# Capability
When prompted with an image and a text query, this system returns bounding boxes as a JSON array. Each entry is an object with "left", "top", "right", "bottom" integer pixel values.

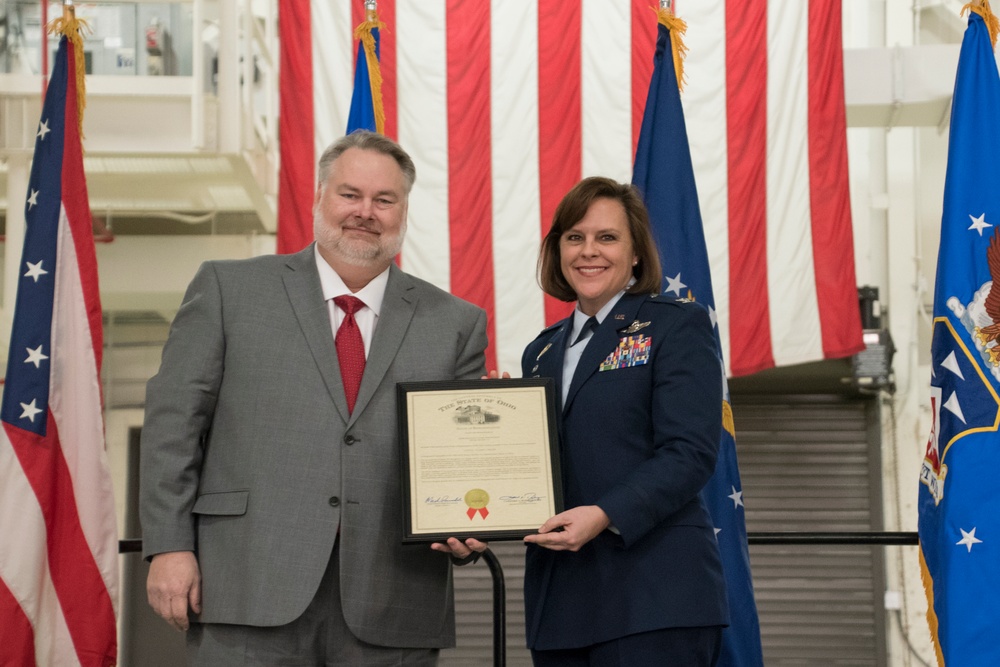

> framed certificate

[{"left": 397, "top": 378, "right": 563, "bottom": 543}]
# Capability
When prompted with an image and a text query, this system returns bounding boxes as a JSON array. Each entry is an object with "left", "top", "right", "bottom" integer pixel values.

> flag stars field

[
  {"left": 18, "top": 398, "right": 43, "bottom": 423},
  {"left": 24, "top": 260, "right": 48, "bottom": 282},
  {"left": 968, "top": 212, "right": 992, "bottom": 236},
  {"left": 37, "top": 119, "right": 50, "bottom": 140},
  {"left": 956, "top": 527, "right": 983, "bottom": 553},
  {"left": 664, "top": 272, "right": 686, "bottom": 297},
  {"left": 728, "top": 486, "right": 745, "bottom": 509},
  {"left": 24, "top": 346, "right": 48, "bottom": 369}
]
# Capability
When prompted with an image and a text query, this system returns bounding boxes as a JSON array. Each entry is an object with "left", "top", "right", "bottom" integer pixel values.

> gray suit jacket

[{"left": 140, "top": 245, "right": 487, "bottom": 648}]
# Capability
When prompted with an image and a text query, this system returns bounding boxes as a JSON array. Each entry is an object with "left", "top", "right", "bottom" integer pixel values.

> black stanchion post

[{"left": 481, "top": 548, "right": 506, "bottom": 667}]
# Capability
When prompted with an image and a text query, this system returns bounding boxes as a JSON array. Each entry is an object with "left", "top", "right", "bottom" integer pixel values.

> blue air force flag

[
  {"left": 632, "top": 12, "right": 763, "bottom": 667},
  {"left": 918, "top": 8, "right": 1000, "bottom": 665}
]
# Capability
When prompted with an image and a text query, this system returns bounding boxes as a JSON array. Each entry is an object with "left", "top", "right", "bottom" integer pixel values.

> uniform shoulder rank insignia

[
  {"left": 621, "top": 320, "right": 651, "bottom": 335},
  {"left": 675, "top": 297, "right": 694, "bottom": 303}
]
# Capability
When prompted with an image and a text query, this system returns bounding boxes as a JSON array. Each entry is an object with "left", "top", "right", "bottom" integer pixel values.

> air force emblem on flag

[{"left": 922, "top": 312, "right": 1000, "bottom": 505}]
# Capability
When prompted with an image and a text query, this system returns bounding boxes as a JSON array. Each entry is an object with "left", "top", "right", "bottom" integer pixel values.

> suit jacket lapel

[
  {"left": 282, "top": 245, "right": 351, "bottom": 422},
  {"left": 349, "top": 264, "right": 415, "bottom": 425},
  {"left": 563, "top": 294, "right": 646, "bottom": 414}
]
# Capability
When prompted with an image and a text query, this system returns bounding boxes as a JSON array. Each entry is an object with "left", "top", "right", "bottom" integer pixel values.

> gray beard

[{"left": 313, "top": 213, "right": 405, "bottom": 268}]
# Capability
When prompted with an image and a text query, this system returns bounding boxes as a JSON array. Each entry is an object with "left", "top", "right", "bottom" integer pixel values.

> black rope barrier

[{"left": 119, "top": 531, "right": 921, "bottom": 554}]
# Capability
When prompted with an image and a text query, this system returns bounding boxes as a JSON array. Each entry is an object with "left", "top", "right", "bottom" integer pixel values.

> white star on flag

[
  {"left": 25, "top": 346, "right": 49, "bottom": 369},
  {"left": 708, "top": 304, "right": 718, "bottom": 329},
  {"left": 24, "top": 260, "right": 49, "bottom": 282},
  {"left": 714, "top": 527, "right": 722, "bottom": 537},
  {"left": 943, "top": 391, "right": 967, "bottom": 424},
  {"left": 728, "top": 486, "right": 745, "bottom": 509},
  {"left": 968, "top": 213, "right": 992, "bottom": 236},
  {"left": 957, "top": 527, "right": 983, "bottom": 553},
  {"left": 941, "top": 351, "right": 965, "bottom": 380},
  {"left": 664, "top": 272, "right": 687, "bottom": 297},
  {"left": 19, "top": 398, "right": 44, "bottom": 423},
  {"left": 27, "top": 189, "right": 39, "bottom": 209},
  {"left": 37, "top": 119, "right": 51, "bottom": 140}
]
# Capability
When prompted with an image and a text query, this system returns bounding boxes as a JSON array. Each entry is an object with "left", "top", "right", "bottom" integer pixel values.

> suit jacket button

[
  {"left": 344, "top": 434, "right": 356, "bottom": 445},
  {"left": 329, "top": 496, "right": 340, "bottom": 507}
]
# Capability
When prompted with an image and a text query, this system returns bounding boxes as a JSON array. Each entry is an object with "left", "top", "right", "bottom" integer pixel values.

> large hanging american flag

[
  {"left": 278, "top": 0, "right": 864, "bottom": 377},
  {"left": 0, "top": 18, "right": 118, "bottom": 667}
]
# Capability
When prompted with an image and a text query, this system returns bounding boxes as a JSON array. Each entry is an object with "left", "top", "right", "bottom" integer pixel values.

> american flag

[
  {"left": 277, "top": 0, "right": 864, "bottom": 378},
  {"left": 0, "top": 28, "right": 118, "bottom": 667}
]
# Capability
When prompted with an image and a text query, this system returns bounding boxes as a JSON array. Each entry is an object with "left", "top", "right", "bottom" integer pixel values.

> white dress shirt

[
  {"left": 561, "top": 290, "right": 627, "bottom": 405},
  {"left": 314, "top": 246, "right": 390, "bottom": 358}
]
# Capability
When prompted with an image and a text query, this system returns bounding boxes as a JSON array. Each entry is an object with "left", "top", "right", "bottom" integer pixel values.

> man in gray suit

[{"left": 141, "top": 130, "right": 487, "bottom": 665}]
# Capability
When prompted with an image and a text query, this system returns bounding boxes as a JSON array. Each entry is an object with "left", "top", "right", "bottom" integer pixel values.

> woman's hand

[
  {"left": 482, "top": 370, "right": 511, "bottom": 379},
  {"left": 523, "top": 506, "right": 611, "bottom": 552}
]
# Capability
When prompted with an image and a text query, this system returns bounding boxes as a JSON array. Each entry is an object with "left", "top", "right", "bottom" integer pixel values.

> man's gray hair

[{"left": 316, "top": 130, "right": 416, "bottom": 194}]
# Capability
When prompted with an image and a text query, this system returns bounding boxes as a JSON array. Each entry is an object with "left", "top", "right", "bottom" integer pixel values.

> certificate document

[{"left": 397, "top": 378, "right": 563, "bottom": 542}]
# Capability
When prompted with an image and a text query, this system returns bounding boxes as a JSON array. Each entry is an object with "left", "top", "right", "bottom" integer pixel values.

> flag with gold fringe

[
  {"left": 0, "top": 10, "right": 118, "bottom": 666},
  {"left": 632, "top": 7, "right": 764, "bottom": 666},
  {"left": 919, "top": 2, "right": 1000, "bottom": 664},
  {"left": 347, "top": 2, "right": 386, "bottom": 134}
]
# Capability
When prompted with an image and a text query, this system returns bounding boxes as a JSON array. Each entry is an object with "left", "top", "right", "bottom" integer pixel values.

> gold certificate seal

[{"left": 465, "top": 488, "right": 490, "bottom": 519}]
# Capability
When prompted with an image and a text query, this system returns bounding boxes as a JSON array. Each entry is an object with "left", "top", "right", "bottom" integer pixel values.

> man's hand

[
  {"left": 147, "top": 551, "right": 201, "bottom": 631},
  {"left": 430, "top": 537, "right": 489, "bottom": 562},
  {"left": 482, "top": 370, "right": 511, "bottom": 379},
  {"left": 523, "top": 506, "right": 610, "bottom": 552}
]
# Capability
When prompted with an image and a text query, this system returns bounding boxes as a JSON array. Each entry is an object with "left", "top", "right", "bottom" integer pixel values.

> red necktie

[{"left": 334, "top": 295, "right": 366, "bottom": 413}]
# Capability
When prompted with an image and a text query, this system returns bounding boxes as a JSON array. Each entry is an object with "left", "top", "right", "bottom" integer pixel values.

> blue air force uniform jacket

[{"left": 520, "top": 292, "right": 729, "bottom": 650}]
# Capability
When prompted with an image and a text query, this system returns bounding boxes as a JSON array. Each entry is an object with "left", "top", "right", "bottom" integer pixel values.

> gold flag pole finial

[
  {"left": 47, "top": 0, "right": 90, "bottom": 136},
  {"left": 963, "top": 0, "right": 1000, "bottom": 48},
  {"left": 653, "top": 1, "right": 688, "bottom": 92}
]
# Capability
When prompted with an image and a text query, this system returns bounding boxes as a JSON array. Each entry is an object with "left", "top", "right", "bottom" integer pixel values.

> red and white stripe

[
  {"left": 0, "top": 46, "right": 118, "bottom": 664},
  {"left": 280, "top": 0, "right": 862, "bottom": 377}
]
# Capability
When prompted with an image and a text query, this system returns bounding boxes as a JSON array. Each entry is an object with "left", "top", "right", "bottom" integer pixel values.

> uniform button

[
  {"left": 329, "top": 496, "right": 340, "bottom": 507},
  {"left": 344, "top": 434, "right": 356, "bottom": 445}
]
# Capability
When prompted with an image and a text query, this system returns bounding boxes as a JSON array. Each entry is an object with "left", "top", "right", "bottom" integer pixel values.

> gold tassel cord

[
  {"left": 919, "top": 549, "right": 946, "bottom": 667},
  {"left": 653, "top": 5, "right": 688, "bottom": 92},
  {"left": 47, "top": 5, "right": 90, "bottom": 138},
  {"left": 354, "top": 11, "right": 388, "bottom": 135},
  {"left": 963, "top": 0, "right": 1000, "bottom": 48}
]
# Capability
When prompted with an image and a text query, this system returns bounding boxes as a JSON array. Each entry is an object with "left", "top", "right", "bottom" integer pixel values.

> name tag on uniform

[{"left": 599, "top": 335, "right": 652, "bottom": 371}]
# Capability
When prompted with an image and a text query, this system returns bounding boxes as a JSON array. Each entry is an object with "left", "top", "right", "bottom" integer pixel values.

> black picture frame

[{"left": 397, "top": 378, "right": 563, "bottom": 543}]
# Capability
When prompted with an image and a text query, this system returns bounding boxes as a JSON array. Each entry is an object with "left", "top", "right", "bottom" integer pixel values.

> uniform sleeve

[
  {"left": 596, "top": 303, "right": 723, "bottom": 547},
  {"left": 139, "top": 263, "right": 226, "bottom": 559}
]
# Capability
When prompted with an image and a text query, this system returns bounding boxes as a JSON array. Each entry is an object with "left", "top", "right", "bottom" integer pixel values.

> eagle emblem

[{"left": 975, "top": 229, "right": 1000, "bottom": 365}]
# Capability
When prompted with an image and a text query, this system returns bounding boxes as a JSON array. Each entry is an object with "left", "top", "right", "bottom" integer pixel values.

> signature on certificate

[
  {"left": 424, "top": 496, "right": 462, "bottom": 504},
  {"left": 500, "top": 492, "right": 543, "bottom": 504}
]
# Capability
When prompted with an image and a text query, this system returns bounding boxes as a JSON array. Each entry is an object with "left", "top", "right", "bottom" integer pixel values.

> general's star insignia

[{"left": 622, "top": 320, "right": 651, "bottom": 334}]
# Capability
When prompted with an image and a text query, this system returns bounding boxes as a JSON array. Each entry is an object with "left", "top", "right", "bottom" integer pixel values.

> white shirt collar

[
  {"left": 313, "top": 244, "right": 390, "bottom": 315},
  {"left": 569, "top": 287, "right": 628, "bottom": 340}
]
